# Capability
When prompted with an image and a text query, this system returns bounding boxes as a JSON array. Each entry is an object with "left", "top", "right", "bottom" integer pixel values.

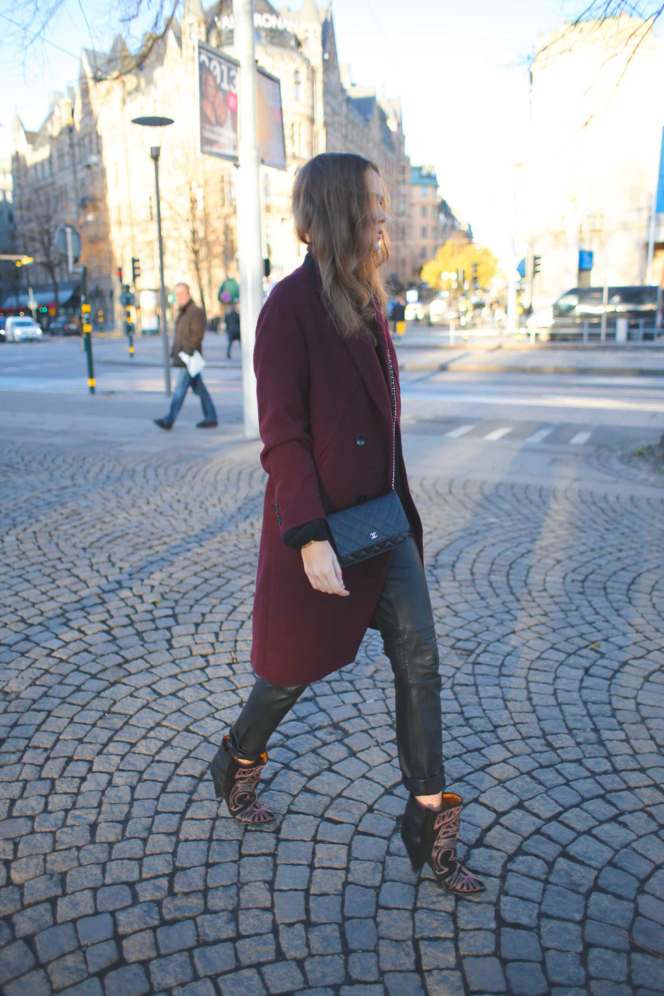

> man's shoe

[
  {"left": 196, "top": 419, "right": 218, "bottom": 428},
  {"left": 154, "top": 418, "right": 172, "bottom": 431}
]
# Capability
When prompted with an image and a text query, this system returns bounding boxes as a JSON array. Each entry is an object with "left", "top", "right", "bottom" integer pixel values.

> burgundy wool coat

[{"left": 250, "top": 251, "right": 424, "bottom": 686}]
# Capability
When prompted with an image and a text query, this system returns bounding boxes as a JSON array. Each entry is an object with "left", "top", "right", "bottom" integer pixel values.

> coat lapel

[
  {"left": 341, "top": 329, "right": 392, "bottom": 425},
  {"left": 302, "top": 250, "right": 392, "bottom": 425}
]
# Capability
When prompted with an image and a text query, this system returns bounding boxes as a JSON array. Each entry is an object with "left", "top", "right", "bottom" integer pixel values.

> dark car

[
  {"left": 48, "top": 315, "right": 80, "bottom": 336},
  {"left": 549, "top": 285, "right": 660, "bottom": 338}
]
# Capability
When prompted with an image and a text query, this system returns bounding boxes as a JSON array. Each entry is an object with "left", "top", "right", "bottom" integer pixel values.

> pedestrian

[
  {"left": 391, "top": 294, "right": 406, "bottom": 338},
  {"left": 154, "top": 282, "right": 218, "bottom": 430},
  {"left": 210, "top": 153, "right": 484, "bottom": 896},
  {"left": 224, "top": 302, "right": 241, "bottom": 359}
]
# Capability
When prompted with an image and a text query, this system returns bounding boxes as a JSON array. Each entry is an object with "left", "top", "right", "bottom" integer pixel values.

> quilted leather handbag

[{"left": 325, "top": 326, "right": 410, "bottom": 566}]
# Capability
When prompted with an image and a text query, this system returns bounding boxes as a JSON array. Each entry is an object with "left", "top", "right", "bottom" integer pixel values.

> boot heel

[
  {"left": 210, "top": 756, "right": 224, "bottom": 798},
  {"left": 401, "top": 828, "right": 425, "bottom": 872}
]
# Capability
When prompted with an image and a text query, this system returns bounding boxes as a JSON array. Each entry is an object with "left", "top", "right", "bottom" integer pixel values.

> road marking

[
  {"left": 484, "top": 426, "right": 512, "bottom": 441},
  {"left": 444, "top": 424, "right": 474, "bottom": 438},
  {"left": 569, "top": 430, "right": 591, "bottom": 445},
  {"left": 405, "top": 388, "right": 664, "bottom": 414},
  {"left": 524, "top": 426, "right": 554, "bottom": 443}
]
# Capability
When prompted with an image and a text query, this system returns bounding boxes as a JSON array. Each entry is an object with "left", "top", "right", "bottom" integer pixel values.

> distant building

[
  {"left": 8, "top": 0, "right": 414, "bottom": 324},
  {"left": 405, "top": 166, "right": 460, "bottom": 283},
  {"left": 522, "top": 14, "right": 664, "bottom": 309},
  {"left": 0, "top": 143, "right": 16, "bottom": 306}
]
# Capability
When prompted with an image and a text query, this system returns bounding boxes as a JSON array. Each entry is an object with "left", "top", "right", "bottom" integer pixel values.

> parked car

[
  {"left": 5, "top": 316, "right": 43, "bottom": 342},
  {"left": 527, "top": 286, "right": 660, "bottom": 338},
  {"left": 48, "top": 315, "right": 80, "bottom": 336}
]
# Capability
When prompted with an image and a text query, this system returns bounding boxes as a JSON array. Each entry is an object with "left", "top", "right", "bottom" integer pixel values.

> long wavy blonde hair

[{"left": 292, "top": 153, "right": 390, "bottom": 338}]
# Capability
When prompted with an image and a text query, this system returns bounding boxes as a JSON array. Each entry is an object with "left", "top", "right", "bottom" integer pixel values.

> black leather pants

[{"left": 227, "top": 534, "right": 444, "bottom": 796}]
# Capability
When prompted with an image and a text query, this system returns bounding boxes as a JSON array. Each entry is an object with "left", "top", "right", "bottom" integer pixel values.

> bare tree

[
  {"left": 534, "top": 2, "right": 663, "bottom": 69},
  {"left": 4, "top": 0, "right": 183, "bottom": 80},
  {"left": 188, "top": 183, "right": 208, "bottom": 320},
  {"left": 20, "top": 193, "right": 64, "bottom": 315},
  {"left": 572, "top": 1, "right": 662, "bottom": 24}
]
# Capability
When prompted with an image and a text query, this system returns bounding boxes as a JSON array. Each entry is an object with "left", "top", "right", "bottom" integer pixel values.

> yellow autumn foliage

[{"left": 421, "top": 237, "right": 498, "bottom": 292}]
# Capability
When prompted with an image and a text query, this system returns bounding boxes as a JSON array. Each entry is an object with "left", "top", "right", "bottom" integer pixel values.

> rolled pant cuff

[
  {"left": 403, "top": 772, "right": 444, "bottom": 796},
  {"left": 226, "top": 731, "right": 262, "bottom": 764}
]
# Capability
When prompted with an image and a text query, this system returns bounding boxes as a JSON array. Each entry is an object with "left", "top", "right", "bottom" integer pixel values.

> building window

[
  {"left": 420, "top": 246, "right": 427, "bottom": 259},
  {"left": 293, "top": 69, "right": 302, "bottom": 102},
  {"left": 421, "top": 225, "right": 427, "bottom": 238},
  {"left": 421, "top": 205, "right": 426, "bottom": 218}
]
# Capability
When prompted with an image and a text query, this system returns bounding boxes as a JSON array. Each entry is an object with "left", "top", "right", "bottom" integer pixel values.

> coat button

[{"left": 355, "top": 434, "right": 366, "bottom": 447}]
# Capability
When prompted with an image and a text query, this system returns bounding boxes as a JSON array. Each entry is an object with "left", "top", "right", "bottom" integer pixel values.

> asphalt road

[{"left": 2, "top": 334, "right": 663, "bottom": 454}]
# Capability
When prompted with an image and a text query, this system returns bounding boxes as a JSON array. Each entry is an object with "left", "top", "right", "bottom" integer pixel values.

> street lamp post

[
  {"left": 131, "top": 115, "right": 174, "bottom": 396},
  {"left": 150, "top": 145, "right": 170, "bottom": 396}
]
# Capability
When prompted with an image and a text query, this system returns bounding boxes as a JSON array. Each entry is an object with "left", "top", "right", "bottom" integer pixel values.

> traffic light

[
  {"left": 116, "top": 267, "right": 123, "bottom": 282},
  {"left": 471, "top": 262, "right": 479, "bottom": 289},
  {"left": 263, "top": 257, "right": 271, "bottom": 279},
  {"left": 131, "top": 257, "right": 141, "bottom": 284},
  {"left": 532, "top": 255, "right": 542, "bottom": 277}
]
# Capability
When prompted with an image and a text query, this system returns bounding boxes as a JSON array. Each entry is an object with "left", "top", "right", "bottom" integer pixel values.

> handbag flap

[{"left": 326, "top": 491, "right": 410, "bottom": 561}]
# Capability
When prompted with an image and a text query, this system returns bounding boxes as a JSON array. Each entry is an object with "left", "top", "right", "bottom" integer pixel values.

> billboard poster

[
  {"left": 198, "top": 41, "right": 239, "bottom": 161},
  {"left": 256, "top": 68, "right": 287, "bottom": 170}
]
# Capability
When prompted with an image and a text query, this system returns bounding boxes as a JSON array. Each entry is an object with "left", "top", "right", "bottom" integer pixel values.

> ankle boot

[
  {"left": 210, "top": 734, "right": 276, "bottom": 825},
  {"left": 400, "top": 791, "right": 485, "bottom": 895}
]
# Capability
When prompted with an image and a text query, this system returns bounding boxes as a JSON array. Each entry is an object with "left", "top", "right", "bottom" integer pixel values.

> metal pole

[
  {"left": 151, "top": 146, "right": 171, "bottom": 396},
  {"left": 646, "top": 185, "right": 657, "bottom": 281},
  {"left": 235, "top": 0, "right": 262, "bottom": 439},
  {"left": 601, "top": 261, "right": 608, "bottom": 343}
]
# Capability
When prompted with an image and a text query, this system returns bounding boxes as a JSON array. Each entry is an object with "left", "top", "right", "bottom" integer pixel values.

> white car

[
  {"left": 5, "top": 316, "right": 43, "bottom": 342},
  {"left": 525, "top": 306, "right": 554, "bottom": 333}
]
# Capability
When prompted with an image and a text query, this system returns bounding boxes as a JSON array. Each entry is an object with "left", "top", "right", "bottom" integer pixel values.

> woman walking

[{"left": 211, "top": 153, "right": 484, "bottom": 896}]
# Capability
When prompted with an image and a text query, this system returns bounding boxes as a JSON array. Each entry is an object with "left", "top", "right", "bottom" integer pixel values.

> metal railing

[{"left": 522, "top": 319, "right": 664, "bottom": 345}]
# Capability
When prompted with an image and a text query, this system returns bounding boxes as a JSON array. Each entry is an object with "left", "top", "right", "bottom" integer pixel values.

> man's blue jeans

[{"left": 164, "top": 367, "right": 217, "bottom": 425}]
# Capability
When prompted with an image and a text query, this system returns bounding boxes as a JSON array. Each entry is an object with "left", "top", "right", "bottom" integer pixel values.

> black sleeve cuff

[{"left": 283, "top": 517, "right": 331, "bottom": 549}]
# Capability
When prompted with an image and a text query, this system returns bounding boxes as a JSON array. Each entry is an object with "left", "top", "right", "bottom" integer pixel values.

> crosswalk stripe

[
  {"left": 524, "top": 427, "right": 554, "bottom": 443},
  {"left": 484, "top": 426, "right": 512, "bottom": 441},
  {"left": 569, "top": 430, "right": 591, "bottom": 445},
  {"left": 445, "top": 424, "right": 474, "bottom": 438}
]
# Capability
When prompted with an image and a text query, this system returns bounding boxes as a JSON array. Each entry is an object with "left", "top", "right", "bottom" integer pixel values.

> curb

[{"left": 398, "top": 362, "right": 664, "bottom": 377}]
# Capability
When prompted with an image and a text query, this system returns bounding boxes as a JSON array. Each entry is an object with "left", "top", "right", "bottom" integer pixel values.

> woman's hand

[{"left": 301, "top": 540, "right": 350, "bottom": 596}]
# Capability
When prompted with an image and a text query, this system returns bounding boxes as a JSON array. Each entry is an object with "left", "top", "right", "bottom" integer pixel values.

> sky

[{"left": 0, "top": 0, "right": 647, "bottom": 259}]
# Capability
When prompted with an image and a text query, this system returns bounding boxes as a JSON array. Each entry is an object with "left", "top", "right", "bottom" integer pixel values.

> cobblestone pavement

[{"left": 1, "top": 440, "right": 663, "bottom": 996}]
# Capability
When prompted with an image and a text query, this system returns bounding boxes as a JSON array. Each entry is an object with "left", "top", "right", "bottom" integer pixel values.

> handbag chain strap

[{"left": 383, "top": 323, "right": 397, "bottom": 492}]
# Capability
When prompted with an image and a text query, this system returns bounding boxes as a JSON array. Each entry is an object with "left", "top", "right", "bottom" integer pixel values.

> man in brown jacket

[{"left": 154, "top": 282, "right": 218, "bottom": 430}]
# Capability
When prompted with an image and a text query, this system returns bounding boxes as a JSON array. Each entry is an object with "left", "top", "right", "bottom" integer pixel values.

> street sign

[
  {"left": 578, "top": 249, "right": 594, "bottom": 272},
  {"left": 54, "top": 225, "right": 81, "bottom": 270}
]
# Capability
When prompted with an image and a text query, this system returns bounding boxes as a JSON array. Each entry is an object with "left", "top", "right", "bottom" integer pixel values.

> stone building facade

[
  {"left": 0, "top": 141, "right": 16, "bottom": 305},
  {"left": 406, "top": 165, "right": 456, "bottom": 281},
  {"left": 522, "top": 14, "right": 664, "bottom": 310},
  {"left": 9, "top": 0, "right": 439, "bottom": 327}
]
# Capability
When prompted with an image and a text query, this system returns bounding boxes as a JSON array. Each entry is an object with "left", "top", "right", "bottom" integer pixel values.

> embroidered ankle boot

[
  {"left": 210, "top": 734, "right": 276, "bottom": 825},
  {"left": 400, "top": 791, "right": 484, "bottom": 895}
]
